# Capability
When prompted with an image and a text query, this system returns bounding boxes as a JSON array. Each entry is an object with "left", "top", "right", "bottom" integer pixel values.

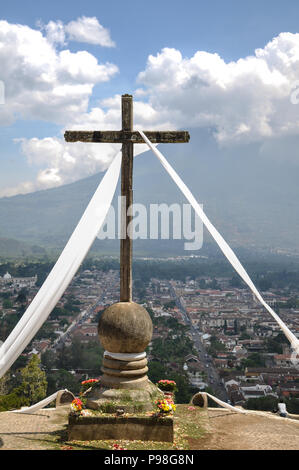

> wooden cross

[{"left": 64, "top": 94, "right": 190, "bottom": 303}]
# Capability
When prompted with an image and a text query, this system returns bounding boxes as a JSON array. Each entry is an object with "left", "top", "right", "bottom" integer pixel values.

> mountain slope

[{"left": 0, "top": 128, "right": 298, "bottom": 257}]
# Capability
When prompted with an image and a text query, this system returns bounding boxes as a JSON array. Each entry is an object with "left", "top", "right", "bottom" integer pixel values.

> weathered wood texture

[
  {"left": 120, "top": 95, "right": 133, "bottom": 302},
  {"left": 64, "top": 93, "right": 190, "bottom": 305},
  {"left": 64, "top": 130, "right": 190, "bottom": 144}
]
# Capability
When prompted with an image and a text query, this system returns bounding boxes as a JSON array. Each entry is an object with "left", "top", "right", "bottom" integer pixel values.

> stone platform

[
  {"left": 68, "top": 414, "right": 174, "bottom": 442},
  {"left": 86, "top": 381, "right": 164, "bottom": 413}
]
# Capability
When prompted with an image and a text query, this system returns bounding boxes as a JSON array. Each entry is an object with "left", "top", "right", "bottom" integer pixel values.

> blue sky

[{"left": 1, "top": 0, "right": 299, "bottom": 195}]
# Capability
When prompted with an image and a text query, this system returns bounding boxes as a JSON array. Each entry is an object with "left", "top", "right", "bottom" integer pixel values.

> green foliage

[
  {"left": 55, "top": 339, "right": 103, "bottom": 371},
  {"left": 265, "top": 333, "right": 288, "bottom": 354},
  {"left": 148, "top": 362, "right": 193, "bottom": 404},
  {"left": 11, "top": 355, "right": 28, "bottom": 371},
  {"left": 145, "top": 307, "right": 155, "bottom": 321},
  {"left": 147, "top": 315, "right": 197, "bottom": 404},
  {"left": 0, "top": 390, "right": 29, "bottom": 412},
  {"left": 169, "top": 372, "right": 193, "bottom": 404},
  {"left": 284, "top": 397, "right": 299, "bottom": 414},
  {"left": 46, "top": 369, "right": 80, "bottom": 395},
  {"left": 0, "top": 372, "right": 11, "bottom": 395},
  {"left": 163, "top": 300, "right": 176, "bottom": 310},
  {"left": 34, "top": 322, "right": 56, "bottom": 341},
  {"left": 208, "top": 336, "right": 227, "bottom": 356},
  {"left": 0, "top": 355, "right": 47, "bottom": 411},
  {"left": 41, "top": 349, "right": 57, "bottom": 371},
  {"left": 204, "top": 387, "right": 221, "bottom": 407},
  {"left": 2, "top": 299, "right": 13, "bottom": 309},
  {"left": 239, "top": 332, "right": 252, "bottom": 340},
  {"left": 16, "top": 288, "right": 28, "bottom": 304},
  {"left": 240, "top": 353, "right": 265, "bottom": 369},
  {"left": 245, "top": 396, "right": 299, "bottom": 414},
  {"left": 19, "top": 355, "right": 47, "bottom": 405},
  {"left": 148, "top": 361, "right": 168, "bottom": 385},
  {"left": 244, "top": 395, "right": 278, "bottom": 412},
  {"left": 151, "top": 336, "right": 195, "bottom": 363}
]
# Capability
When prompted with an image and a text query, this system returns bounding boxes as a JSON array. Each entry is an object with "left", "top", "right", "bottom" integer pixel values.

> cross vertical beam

[
  {"left": 120, "top": 95, "right": 133, "bottom": 302},
  {"left": 64, "top": 94, "right": 190, "bottom": 305}
]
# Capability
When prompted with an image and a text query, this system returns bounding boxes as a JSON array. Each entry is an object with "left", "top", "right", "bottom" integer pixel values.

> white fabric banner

[
  {"left": 104, "top": 350, "right": 146, "bottom": 361},
  {"left": 0, "top": 152, "right": 122, "bottom": 378},
  {"left": 10, "top": 390, "right": 61, "bottom": 414},
  {"left": 204, "top": 392, "right": 247, "bottom": 414},
  {"left": 139, "top": 130, "right": 299, "bottom": 355}
]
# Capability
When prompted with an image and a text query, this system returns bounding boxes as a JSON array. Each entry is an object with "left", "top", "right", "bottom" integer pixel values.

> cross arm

[{"left": 64, "top": 130, "right": 190, "bottom": 144}]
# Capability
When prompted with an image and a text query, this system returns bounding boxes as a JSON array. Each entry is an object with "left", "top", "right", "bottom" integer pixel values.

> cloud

[
  {"left": 44, "top": 20, "right": 66, "bottom": 45},
  {"left": 39, "top": 16, "right": 115, "bottom": 48},
  {"left": 0, "top": 19, "right": 119, "bottom": 196},
  {"left": 65, "top": 16, "right": 115, "bottom": 47},
  {"left": 0, "top": 20, "right": 118, "bottom": 126},
  {"left": 0, "top": 135, "right": 121, "bottom": 197},
  {"left": 4, "top": 26, "right": 299, "bottom": 197},
  {"left": 137, "top": 34, "right": 299, "bottom": 144},
  {"left": 6, "top": 98, "right": 160, "bottom": 196}
]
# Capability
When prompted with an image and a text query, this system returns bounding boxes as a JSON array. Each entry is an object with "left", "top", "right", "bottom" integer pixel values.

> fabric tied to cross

[
  {"left": 0, "top": 152, "right": 122, "bottom": 378},
  {"left": 138, "top": 129, "right": 299, "bottom": 359}
]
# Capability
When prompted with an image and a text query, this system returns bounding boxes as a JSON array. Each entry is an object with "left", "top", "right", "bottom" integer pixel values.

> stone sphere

[{"left": 98, "top": 301, "right": 153, "bottom": 353}]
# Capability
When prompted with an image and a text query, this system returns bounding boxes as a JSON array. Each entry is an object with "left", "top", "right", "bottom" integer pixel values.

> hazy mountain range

[{"left": 0, "top": 128, "right": 298, "bottom": 259}]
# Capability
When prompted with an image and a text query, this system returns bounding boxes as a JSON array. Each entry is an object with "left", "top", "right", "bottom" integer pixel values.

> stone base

[
  {"left": 100, "top": 351, "right": 149, "bottom": 389},
  {"left": 68, "top": 414, "right": 174, "bottom": 442},
  {"left": 190, "top": 392, "right": 208, "bottom": 408},
  {"left": 86, "top": 380, "right": 164, "bottom": 413},
  {"left": 55, "top": 390, "right": 75, "bottom": 407}
]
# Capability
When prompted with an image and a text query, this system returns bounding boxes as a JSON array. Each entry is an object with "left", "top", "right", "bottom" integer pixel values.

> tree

[
  {"left": 169, "top": 372, "right": 193, "bottom": 404},
  {"left": 46, "top": 369, "right": 80, "bottom": 395},
  {"left": 41, "top": 349, "right": 57, "bottom": 371},
  {"left": 148, "top": 361, "right": 168, "bottom": 384},
  {"left": 265, "top": 332, "right": 288, "bottom": 354},
  {"left": 16, "top": 288, "right": 28, "bottom": 304},
  {"left": 241, "top": 353, "right": 265, "bottom": 369},
  {"left": 3, "top": 299, "right": 13, "bottom": 309},
  {"left": 245, "top": 395, "right": 278, "bottom": 412},
  {"left": 19, "top": 355, "right": 47, "bottom": 405},
  {"left": 0, "top": 371, "right": 11, "bottom": 395}
]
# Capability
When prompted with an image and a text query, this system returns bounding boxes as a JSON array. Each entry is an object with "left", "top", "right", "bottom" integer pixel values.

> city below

[{"left": 1, "top": 257, "right": 298, "bottom": 410}]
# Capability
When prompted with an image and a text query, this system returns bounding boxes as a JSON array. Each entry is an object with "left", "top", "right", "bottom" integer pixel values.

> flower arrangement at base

[
  {"left": 155, "top": 398, "right": 176, "bottom": 415},
  {"left": 156, "top": 379, "right": 178, "bottom": 393},
  {"left": 80, "top": 378, "right": 100, "bottom": 396},
  {"left": 70, "top": 398, "right": 83, "bottom": 416}
]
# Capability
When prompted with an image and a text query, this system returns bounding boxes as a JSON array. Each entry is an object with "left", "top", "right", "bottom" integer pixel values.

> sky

[{"left": 1, "top": 0, "right": 299, "bottom": 196}]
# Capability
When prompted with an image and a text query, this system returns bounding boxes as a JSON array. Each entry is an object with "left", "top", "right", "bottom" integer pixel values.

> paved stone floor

[
  {"left": 193, "top": 408, "right": 299, "bottom": 450},
  {"left": 1, "top": 406, "right": 299, "bottom": 450},
  {"left": 0, "top": 407, "right": 69, "bottom": 450}
]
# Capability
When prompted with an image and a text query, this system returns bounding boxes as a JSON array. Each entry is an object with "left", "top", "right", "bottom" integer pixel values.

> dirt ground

[
  {"left": 0, "top": 407, "right": 69, "bottom": 450},
  {"left": 0, "top": 406, "right": 299, "bottom": 450},
  {"left": 192, "top": 408, "right": 299, "bottom": 450}
]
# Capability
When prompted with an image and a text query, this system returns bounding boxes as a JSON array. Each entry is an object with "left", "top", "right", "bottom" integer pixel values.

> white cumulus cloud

[
  {"left": 137, "top": 33, "right": 299, "bottom": 144},
  {"left": 0, "top": 20, "right": 118, "bottom": 126},
  {"left": 65, "top": 16, "right": 115, "bottom": 47},
  {"left": 4, "top": 27, "right": 299, "bottom": 197}
]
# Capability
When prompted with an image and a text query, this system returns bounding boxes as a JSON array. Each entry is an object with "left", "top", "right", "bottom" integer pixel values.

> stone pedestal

[
  {"left": 68, "top": 414, "right": 174, "bottom": 442},
  {"left": 100, "top": 352, "right": 149, "bottom": 389},
  {"left": 55, "top": 390, "right": 75, "bottom": 407},
  {"left": 97, "top": 301, "right": 153, "bottom": 389},
  {"left": 86, "top": 380, "right": 163, "bottom": 413},
  {"left": 191, "top": 392, "right": 208, "bottom": 408},
  {"left": 85, "top": 301, "right": 163, "bottom": 412}
]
